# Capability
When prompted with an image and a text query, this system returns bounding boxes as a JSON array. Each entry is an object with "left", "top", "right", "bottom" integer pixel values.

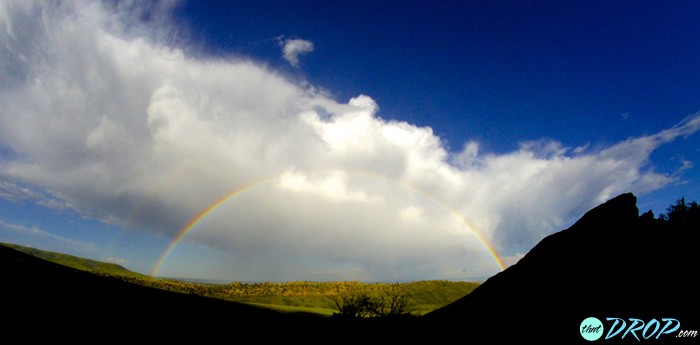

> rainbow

[{"left": 150, "top": 170, "right": 506, "bottom": 277}]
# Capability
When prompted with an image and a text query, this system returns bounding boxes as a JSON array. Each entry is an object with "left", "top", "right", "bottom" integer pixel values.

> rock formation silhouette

[{"left": 425, "top": 193, "right": 699, "bottom": 343}]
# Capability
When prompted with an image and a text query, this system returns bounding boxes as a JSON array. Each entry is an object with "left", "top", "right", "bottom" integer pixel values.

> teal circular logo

[{"left": 580, "top": 317, "right": 604, "bottom": 341}]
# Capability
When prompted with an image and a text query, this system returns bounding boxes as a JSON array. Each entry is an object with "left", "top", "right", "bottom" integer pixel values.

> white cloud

[
  {"left": 277, "top": 169, "right": 383, "bottom": 203},
  {"left": 280, "top": 38, "right": 314, "bottom": 67},
  {"left": 0, "top": 0, "right": 698, "bottom": 281},
  {"left": 0, "top": 180, "right": 69, "bottom": 211},
  {"left": 106, "top": 257, "right": 127, "bottom": 265}
]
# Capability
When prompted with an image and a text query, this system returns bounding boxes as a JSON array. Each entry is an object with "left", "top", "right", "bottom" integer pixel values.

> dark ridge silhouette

[
  {"left": 1, "top": 242, "right": 425, "bottom": 341},
  {"left": 0, "top": 243, "right": 333, "bottom": 340},
  {"left": 425, "top": 193, "right": 699, "bottom": 343},
  {"left": 2, "top": 193, "right": 697, "bottom": 342}
]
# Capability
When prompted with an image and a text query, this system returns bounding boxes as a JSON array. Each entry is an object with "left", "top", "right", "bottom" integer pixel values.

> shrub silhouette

[{"left": 331, "top": 284, "right": 413, "bottom": 318}]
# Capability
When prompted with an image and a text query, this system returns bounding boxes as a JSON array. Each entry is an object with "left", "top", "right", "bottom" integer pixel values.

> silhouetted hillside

[
  {"left": 1, "top": 243, "right": 430, "bottom": 342},
  {"left": 426, "top": 193, "right": 699, "bottom": 343},
  {"left": 3, "top": 193, "right": 697, "bottom": 343},
  {"left": 0, "top": 243, "right": 330, "bottom": 341}
]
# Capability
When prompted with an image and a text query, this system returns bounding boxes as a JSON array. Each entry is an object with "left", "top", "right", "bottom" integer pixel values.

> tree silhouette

[
  {"left": 657, "top": 196, "right": 700, "bottom": 227},
  {"left": 332, "top": 292, "right": 383, "bottom": 318},
  {"left": 384, "top": 283, "right": 411, "bottom": 316}
]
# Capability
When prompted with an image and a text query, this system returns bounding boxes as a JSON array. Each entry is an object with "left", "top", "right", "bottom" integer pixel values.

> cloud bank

[{"left": 1, "top": 1, "right": 698, "bottom": 281}]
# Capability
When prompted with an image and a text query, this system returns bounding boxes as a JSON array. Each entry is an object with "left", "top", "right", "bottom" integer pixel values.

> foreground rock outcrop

[{"left": 426, "top": 193, "right": 699, "bottom": 343}]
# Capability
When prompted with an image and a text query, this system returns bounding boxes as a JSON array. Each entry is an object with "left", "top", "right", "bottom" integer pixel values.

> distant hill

[
  {"left": 425, "top": 193, "right": 699, "bottom": 343},
  {"left": 0, "top": 242, "right": 477, "bottom": 316},
  {"left": 0, "top": 241, "right": 463, "bottom": 341},
  {"left": 206, "top": 280, "right": 477, "bottom": 315}
]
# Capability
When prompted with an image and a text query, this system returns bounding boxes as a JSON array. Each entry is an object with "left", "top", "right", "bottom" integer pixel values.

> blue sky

[
  {"left": 177, "top": 1, "right": 698, "bottom": 145},
  {"left": 0, "top": 0, "right": 698, "bottom": 282}
]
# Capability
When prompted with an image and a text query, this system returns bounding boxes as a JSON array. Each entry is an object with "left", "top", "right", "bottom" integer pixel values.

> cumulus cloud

[
  {"left": 0, "top": 0, "right": 698, "bottom": 281},
  {"left": 280, "top": 37, "right": 314, "bottom": 67}
]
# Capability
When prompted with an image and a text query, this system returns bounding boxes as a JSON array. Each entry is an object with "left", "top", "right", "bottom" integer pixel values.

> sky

[{"left": 0, "top": 0, "right": 698, "bottom": 282}]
